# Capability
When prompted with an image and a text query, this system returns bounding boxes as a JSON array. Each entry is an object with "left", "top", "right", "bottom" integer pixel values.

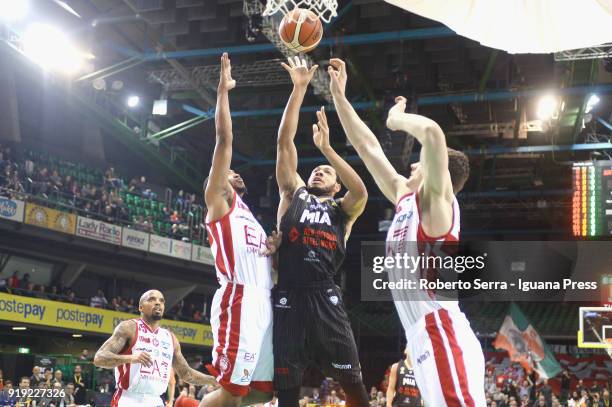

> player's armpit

[{"left": 93, "top": 320, "right": 135, "bottom": 368}]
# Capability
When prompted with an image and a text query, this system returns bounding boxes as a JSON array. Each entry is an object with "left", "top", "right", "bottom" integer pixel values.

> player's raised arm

[
  {"left": 386, "top": 97, "right": 453, "bottom": 201},
  {"left": 94, "top": 320, "right": 148, "bottom": 369},
  {"left": 171, "top": 334, "right": 216, "bottom": 386},
  {"left": 276, "top": 57, "right": 318, "bottom": 224},
  {"left": 328, "top": 58, "right": 407, "bottom": 204},
  {"left": 312, "top": 106, "right": 367, "bottom": 235},
  {"left": 205, "top": 52, "right": 236, "bottom": 221}
]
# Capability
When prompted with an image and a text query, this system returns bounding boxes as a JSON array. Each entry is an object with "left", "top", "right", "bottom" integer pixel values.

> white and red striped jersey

[
  {"left": 206, "top": 191, "right": 273, "bottom": 289},
  {"left": 115, "top": 319, "right": 174, "bottom": 396},
  {"left": 385, "top": 192, "right": 462, "bottom": 327}
]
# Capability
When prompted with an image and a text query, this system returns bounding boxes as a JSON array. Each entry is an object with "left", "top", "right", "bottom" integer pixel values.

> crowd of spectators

[
  {"left": 0, "top": 271, "right": 209, "bottom": 324},
  {"left": 0, "top": 364, "right": 90, "bottom": 407},
  {"left": 0, "top": 144, "right": 205, "bottom": 245}
]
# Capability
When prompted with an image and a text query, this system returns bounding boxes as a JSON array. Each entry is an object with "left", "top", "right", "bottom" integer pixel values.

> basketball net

[{"left": 263, "top": 0, "right": 338, "bottom": 23}]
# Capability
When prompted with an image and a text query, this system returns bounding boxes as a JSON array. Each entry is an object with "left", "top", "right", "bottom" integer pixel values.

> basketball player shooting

[
  {"left": 93, "top": 290, "right": 216, "bottom": 407},
  {"left": 273, "top": 56, "right": 370, "bottom": 407},
  {"left": 328, "top": 58, "right": 486, "bottom": 406},
  {"left": 201, "top": 52, "right": 278, "bottom": 407}
]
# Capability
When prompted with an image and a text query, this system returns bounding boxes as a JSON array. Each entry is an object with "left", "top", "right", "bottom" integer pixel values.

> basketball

[{"left": 278, "top": 8, "right": 323, "bottom": 53}]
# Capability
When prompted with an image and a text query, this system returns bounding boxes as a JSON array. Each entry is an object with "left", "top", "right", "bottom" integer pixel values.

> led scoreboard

[{"left": 572, "top": 161, "right": 612, "bottom": 237}]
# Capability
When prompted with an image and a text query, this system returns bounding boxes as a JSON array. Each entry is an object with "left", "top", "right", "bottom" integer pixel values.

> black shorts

[{"left": 272, "top": 283, "right": 362, "bottom": 390}]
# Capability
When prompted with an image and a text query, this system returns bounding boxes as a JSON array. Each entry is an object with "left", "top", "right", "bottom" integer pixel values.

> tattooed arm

[
  {"left": 94, "top": 320, "right": 152, "bottom": 369},
  {"left": 171, "top": 333, "right": 216, "bottom": 386}
]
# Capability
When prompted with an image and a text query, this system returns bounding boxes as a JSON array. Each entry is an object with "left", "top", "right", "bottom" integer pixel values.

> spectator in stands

[
  {"left": 143, "top": 216, "right": 154, "bottom": 233},
  {"left": 62, "top": 383, "right": 76, "bottom": 407},
  {"left": 533, "top": 394, "right": 546, "bottom": 407},
  {"left": 126, "top": 298, "right": 136, "bottom": 313},
  {"left": 170, "top": 223, "right": 184, "bottom": 240},
  {"left": 34, "top": 167, "right": 50, "bottom": 196},
  {"left": 575, "top": 379, "right": 585, "bottom": 395},
  {"left": 65, "top": 291, "right": 77, "bottom": 304},
  {"left": 80, "top": 349, "right": 91, "bottom": 361},
  {"left": 19, "top": 273, "right": 31, "bottom": 289},
  {"left": 170, "top": 210, "right": 181, "bottom": 224},
  {"left": 49, "top": 169, "right": 62, "bottom": 190},
  {"left": 42, "top": 369, "right": 52, "bottom": 388},
  {"left": 30, "top": 366, "right": 42, "bottom": 387},
  {"left": 90, "top": 289, "right": 108, "bottom": 308},
  {"left": 52, "top": 370, "right": 64, "bottom": 387},
  {"left": 35, "top": 285, "right": 46, "bottom": 299},
  {"left": 560, "top": 369, "right": 571, "bottom": 401},
  {"left": 17, "top": 377, "right": 32, "bottom": 406},
  {"left": 109, "top": 297, "right": 120, "bottom": 311},
  {"left": 0, "top": 369, "right": 3, "bottom": 391},
  {"left": 72, "top": 365, "right": 87, "bottom": 406},
  {"left": 162, "top": 206, "right": 171, "bottom": 221},
  {"left": 175, "top": 190, "right": 185, "bottom": 213},
  {"left": 0, "top": 278, "right": 7, "bottom": 293},
  {"left": 24, "top": 282, "right": 35, "bottom": 297},
  {"left": 48, "top": 286, "right": 60, "bottom": 301},
  {"left": 0, "top": 380, "right": 15, "bottom": 406},
  {"left": 193, "top": 308, "right": 202, "bottom": 322},
  {"left": 7, "top": 271, "right": 19, "bottom": 289}
]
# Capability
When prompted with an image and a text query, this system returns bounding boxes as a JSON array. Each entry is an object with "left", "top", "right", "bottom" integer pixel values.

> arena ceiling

[{"left": 11, "top": 0, "right": 612, "bottom": 236}]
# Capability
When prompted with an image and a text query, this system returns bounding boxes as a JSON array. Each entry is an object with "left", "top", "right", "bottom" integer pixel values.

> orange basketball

[{"left": 278, "top": 8, "right": 323, "bottom": 53}]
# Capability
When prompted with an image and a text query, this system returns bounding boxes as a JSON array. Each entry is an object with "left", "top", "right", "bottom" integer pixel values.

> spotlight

[
  {"left": 12, "top": 326, "right": 27, "bottom": 331},
  {"left": 585, "top": 94, "right": 600, "bottom": 114},
  {"left": 127, "top": 95, "right": 140, "bottom": 108},
  {"left": 23, "top": 23, "right": 84, "bottom": 74},
  {"left": 72, "top": 334, "right": 83, "bottom": 338},
  {"left": 536, "top": 95, "right": 558, "bottom": 121},
  {"left": 0, "top": 0, "right": 28, "bottom": 21}
]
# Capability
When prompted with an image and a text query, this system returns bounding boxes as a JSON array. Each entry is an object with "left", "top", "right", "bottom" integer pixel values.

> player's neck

[{"left": 140, "top": 316, "right": 161, "bottom": 330}]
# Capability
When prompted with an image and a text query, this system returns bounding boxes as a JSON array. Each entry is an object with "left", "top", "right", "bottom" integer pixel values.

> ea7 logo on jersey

[{"left": 299, "top": 209, "right": 331, "bottom": 226}]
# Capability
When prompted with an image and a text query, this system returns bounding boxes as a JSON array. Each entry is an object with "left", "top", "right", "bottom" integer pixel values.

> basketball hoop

[{"left": 263, "top": 0, "right": 338, "bottom": 23}]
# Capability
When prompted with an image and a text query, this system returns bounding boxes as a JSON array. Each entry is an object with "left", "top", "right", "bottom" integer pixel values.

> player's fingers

[
  {"left": 395, "top": 96, "right": 407, "bottom": 104},
  {"left": 281, "top": 62, "right": 291, "bottom": 72},
  {"left": 301, "top": 58, "right": 307, "bottom": 68},
  {"left": 320, "top": 106, "right": 328, "bottom": 125},
  {"left": 309, "top": 64, "right": 319, "bottom": 74},
  {"left": 287, "top": 57, "right": 296, "bottom": 69},
  {"left": 293, "top": 56, "right": 300, "bottom": 68}
]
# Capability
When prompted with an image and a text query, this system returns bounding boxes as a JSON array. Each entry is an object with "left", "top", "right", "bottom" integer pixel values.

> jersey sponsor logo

[
  {"left": 275, "top": 367, "right": 289, "bottom": 375},
  {"left": 161, "top": 341, "right": 170, "bottom": 350},
  {"left": 244, "top": 225, "right": 266, "bottom": 251},
  {"left": 275, "top": 296, "right": 290, "bottom": 309},
  {"left": 393, "top": 227, "right": 408, "bottom": 240},
  {"left": 219, "top": 355, "right": 231, "bottom": 373},
  {"left": 298, "top": 190, "right": 309, "bottom": 201},
  {"left": 331, "top": 362, "right": 352, "bottom": 370},
  {"left": 152, "top": 338, "right": 159, "bottom": 347},
  {"left": 299, "top": 209, "right": 331, "bottom": 226},
  {"left": 304, "top": 250, "right": 320, "bottom": 263},
  {"left": 140, "top": 337, "right": 151, "bottom": 343},
  {"left": 401, "top": 376, "right": 416, "bottom": 386},
  {"left": 244, "top": 352, "right": 256, "bottom": 362},
  {"left": 416, "top": 351, "right": 430, "bottom": 365},
  {"left": 240, "top": 369, "right": 251, "bottom": 383},
  {"left": 395, "top": 211, "right": 413, "bottom": 223},
  {"left": 288, "top": 227, "right": 300, "bottom": 242},
  {"left": 162, "top": 352, "right": 172, "bottom": 359}
]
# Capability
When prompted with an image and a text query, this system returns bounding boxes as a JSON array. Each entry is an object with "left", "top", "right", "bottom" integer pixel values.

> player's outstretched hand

[
  {"left": 218, "top": 52, "right": 236, "bottom": 92},
  {"left": 260, "top": 230, "right": 283, "bottom": 257},
  {"left": 386, "top": 96, "right": 408, "bottom": 131},
  {"left": 328, "top": 58, "right": 347, "bottom": 97},
  {"left": 130, "top": 351, "right": 153, "bottom": 367},
  {"left": 312, "top": 106, "right": 331, "bottom": 152},
  {"left": 281, "top": 56, "right": 318, "bottom": 89}
]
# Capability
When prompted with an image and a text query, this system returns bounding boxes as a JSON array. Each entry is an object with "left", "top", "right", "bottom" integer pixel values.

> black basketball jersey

[
  {"left": 393, "top": 360, "right": 421, "bottom": 407},
  {"left": 278, "top": 186, "right": 347, "bottom": 288}
]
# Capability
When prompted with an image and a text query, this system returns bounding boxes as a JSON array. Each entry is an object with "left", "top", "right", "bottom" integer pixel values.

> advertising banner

[
  {"left": 76, "top": 216, "right": 122, "bottom": 245},
  {"left": 0, "top": 293, "right": 212, "bottom": 347},
  {"left": 191, "top": 245, "right": 215, "bottom": 265},
  {"left": 0, "top": 197, "right": 24, "bottom": 222},
  {"left": 171, "top": 240, "right": 192, "bottom": 260},
  {"left": 122, "top": 228, "right": 150, "bottom": 251},
  {"left": 25, "top": 203, "right": 76, "bottom": 235},
  {"left": 149, "top": 234, "right": 172, "bottom": 256}
]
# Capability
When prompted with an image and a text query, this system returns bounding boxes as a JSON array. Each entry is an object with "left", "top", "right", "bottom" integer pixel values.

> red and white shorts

[
  {"left": 110, "top": 389, "right": 164, "bottom": 407},
  {"left": 207, "top": 282, "right": 274, "bottom": 397},
  {"left": 406, "top": 308, "right": 485, "bottom": 407}
]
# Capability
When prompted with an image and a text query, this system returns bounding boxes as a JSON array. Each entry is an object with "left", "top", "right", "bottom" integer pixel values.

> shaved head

[{"left": 139, "top": 290, "right": 163, "bottom": 306}]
